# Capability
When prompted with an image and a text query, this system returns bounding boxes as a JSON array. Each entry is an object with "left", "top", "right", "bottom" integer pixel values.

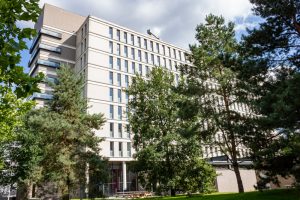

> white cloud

[{"left": 37, "top": 0, "right": 256, "bottom": 49}]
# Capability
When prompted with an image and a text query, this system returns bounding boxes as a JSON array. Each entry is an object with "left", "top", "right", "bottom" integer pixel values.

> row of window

[
  {"left": 109, "top": 57, "right": 151, "bottom": 76},
  {"left": 108, "top": 27, "right": 185, "bottom": 61},
  {"left": 109, "top": 105, "right": 128, "bottom": 120},
  {"left": 109, "top": 42, "right": 180, "bottom": 71},
  {"left": 109, "top": 122, "right": 130, "bottom": 138},
  {"left": 109, "top": 71, "right": 179, "bottom": 87},
  {"left": 204, "top": 146, "right": 250, "bottom": 158},
  {"left": 110, "top": 141, "right": 131, "bottom": 157},
  {"left": 109, "top": 88, "right": 129, "bottom": 103}
]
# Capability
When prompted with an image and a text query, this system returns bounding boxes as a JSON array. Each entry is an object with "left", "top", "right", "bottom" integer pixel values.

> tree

[
  {"left": 240, "top": 0, "right": 300, "bottom": 186},
  {"left": 127, "top": 67, "right": 216, "bottom": 196},
  {"left": 3, "top": 66, "right": 107, "bottom": 199},
  {"left": 179, "top": 15, "right": 256, "bottom": 193},
  {"left": 0, "top": 0, "right": 43, "bottom": 166}
]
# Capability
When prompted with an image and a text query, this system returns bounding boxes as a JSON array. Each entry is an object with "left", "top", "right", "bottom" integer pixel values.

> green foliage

[
  {"left": 240, "top": 0, "right": 300, "bottom": 186},
  {"left": 179, "top": 14, "right": 255, "bottom": 193},
  {"left": 3, "top": 66, "right": 107, "bottom": 198},
  {"left": 127, "top": 67, "right": 216, "bottom": 195},
  {"left": 0, "top": 0, "right": 43, "bottom": 167}
]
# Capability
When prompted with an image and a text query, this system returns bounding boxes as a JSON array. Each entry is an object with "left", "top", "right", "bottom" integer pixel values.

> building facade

[{"left": 28, "top": 4, "right": 257, "bottom": 195}]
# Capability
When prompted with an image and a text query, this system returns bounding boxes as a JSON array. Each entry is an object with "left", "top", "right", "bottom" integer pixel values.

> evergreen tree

[
  {"left": 6, "top": 66, "right": 107, "bottom": 199},
  {"left": 179, "top": 15, "right": 255, "bottom": 193},
  {"left": 240, "top": 0, "right": 300, "bottom": 186},
  {"left": 127, "top": 67, "right": 216, "bottom": 196}
]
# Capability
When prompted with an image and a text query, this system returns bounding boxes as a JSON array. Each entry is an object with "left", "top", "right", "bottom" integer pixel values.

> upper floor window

[
  {"left": 151, "top": 54, "right": 154, "bottom": 65},
  {"left": 117, "top": 44, "right": 120, "bottom": 55},
  {"left": 109, "top": 71, "right": 114, "bottom": 85},
  {"left": 118, "top": 106, "right": 122, "bottom": 120},
  {"left": 132, "top": 62, "right": 136, "bottom": 74},
  {"left": 137, "top": 36, "right": 141, "bottom": 47},
  {"left": 124, "top": 32, "right": 127, "bottom": 43},
  {"left": 109, "top": 41, "right": 113, "bottom": 54},
  {"left": 139, "top": 64, "right": 143, "bottom": 76},
  {"left": 117, "top": 58, "right": 121, "bottom": 70},
  {"left": 131, "top": 48, "right": 135, "bottom": 59},
  {"left": 156, "top": 43, "right": 159, "bottom": 53},
  {"left": 145, "top": 52, "right": 148, "bottom": 63},
  {"left": 117, "top": 29, "right": 120, "bottom": 41},
  {"left": 109, "top": 56, "right": 113, "bottom": 68},
  {"left": 110, "top": 123, "right": 114, "bottom": 137},
  {"left": 138, "top": 50, "right": 141, "bottom": 61},
  {"left": 109, "top": 27, "right": 113, "bottom": 39},
  {"left": 125, "top": 60, "right": 128, "bottom": 72},
  {"left": 109, "top": 88, "right": 114, "bottom": 101},
  {"left": 125, "top": 75, "right": 129, "bottom": 87},
  {"left": 162, "top": 45, "right": 165, "bottom": 55},
  {"left": 168, "top": 47, "right": 171, "bottom": 57},
  {"left": 150, "top": 41, "right": 153, "bottom": 51},
  {"left": 144, "top": 39, "right": 147, "bottom": 49},
  {"left": 173, "top": 49, "right": 177, "bottom": 59},
  {"left": 117, "top": 73, "right": 121, "bottom": 86},
  {"left": 110, "top": 105, "right": 114, "bottom": 119},
  {"left": 131, "top": 34, "right": 134, "bottom": 45},
  {"left": 157, "top": 56, "right": 160, "bottom": 66},
  {"left": 124, "top": 46, "right": 128, "bottom": 57},
  {"left": 118, "top": 89, "right": 122, "bottom": 103}
]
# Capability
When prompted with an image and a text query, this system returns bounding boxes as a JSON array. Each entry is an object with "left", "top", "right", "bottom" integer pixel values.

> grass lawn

[
  {"left": 160, "top": 189, "right": 300, "bottom": 200},
  {"left": 72, "top": 189, "right": 300, "bottom": 200}
]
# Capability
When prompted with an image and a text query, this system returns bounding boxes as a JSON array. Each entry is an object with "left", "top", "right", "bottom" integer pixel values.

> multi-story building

[{"left": 28, "top": 4, "right": 257, "bottom": 195}]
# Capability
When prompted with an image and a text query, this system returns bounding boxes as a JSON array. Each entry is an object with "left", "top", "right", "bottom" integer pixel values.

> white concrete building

[{"left": 28, "top": 4, "right": 257, "bottom": 195}]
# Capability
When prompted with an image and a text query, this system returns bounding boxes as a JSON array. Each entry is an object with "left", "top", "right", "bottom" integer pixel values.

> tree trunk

[
  {"left": 170, "top": 188, "right": 176, "bottom": 196},
  {"left": 232, "top": 161, "right": 244, "bottom": 193}
]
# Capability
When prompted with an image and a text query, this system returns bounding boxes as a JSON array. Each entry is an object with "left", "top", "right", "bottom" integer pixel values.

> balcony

[
  {"left": 36, "top": 59, "right": 60, "bottom": 68},
  {"left": 30, "top": 28, "right": 62, "bottom": 53},
  {"left": 28, "top": 43, "right": 61, "bottom": 67},
  {"left": 29, "top": 92, "right": 53, "bottom": 100}
]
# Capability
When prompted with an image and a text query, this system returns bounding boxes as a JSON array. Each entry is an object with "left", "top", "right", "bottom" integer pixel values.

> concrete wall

[{"left": 216, "top": 168, "right": 257, "bottom": 192}]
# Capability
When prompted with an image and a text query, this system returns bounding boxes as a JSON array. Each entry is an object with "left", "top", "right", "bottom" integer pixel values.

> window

[
  {"left": 110, "top": 105, "right": 114, "bottom": 119},
  {"left": 124, "top": 32, "right": 127, "bottom": 43},
  {"left": 118, "top": 123, "right": 122, "bottom": 138},
  {"left": 118, "top": 106, "right": 122, "bottom": 120},
  {"left": 109, "top": 41, "right": 113, "bottom": 53},
  {"left": 125, "top": 93, "right": 129, "bottom": 103},
  {"left": 84, "top": 23, "right": 87, "bottom": 35},
  {"left": 169, "top": 59, "right": 172, "bottom": 70},
  {"left": 109, "top": 56, "right": 113, "bottom": 68},
  {"left": 137, "top": 36, "right": 141, "bottom": 47},
  {"left": 131, "top": 34, "right": 134, "bottom": 45},
  {"left": 145, "top": 52, "right": 148, "bottom": 63},
  {"left": 109, "top": 88, "right": 114, "bottom": 101},
  {"left": 117, "top": 58, "right": 121, "bottom": 70},
  {"left": 109, "top": 27, "right": 113, "bottom": 39},
  {"left": 179, "top": 51, "right": 182, "bottom": 60},
  {"left": 149, "top": 41, "right": 153, "bottom": 51},
  {"left": 145, "top": 66, "right": 149, "bottom": 76},
  {"left": 109, "top": 71, "right": 113, "bottom": 85},
  {"left": 126, "top": 125, "right": 130, "bottom": 138},
  {"left": 144, "top": 39, "right": 147, "bottom": 49},
  {"left": 163, "top": 58, "right": 166, "bottom": 68},
  {"left": 162, "top": 45, "right": 165, "bottom": 55},
  {"left": 110, "top": 142, "right": 114, "bottom": 156},
  {"left": 132, "top": 62, "right": 135, "bottom": 74},
  {"left": 157, "top": 56, "right": 160, "bottom": 66},
  {"left": 139, "top": 64, "right": 142, "bottom": 76},
  {"left": 117, "top": 29, "right": 120, "bottom": 41},
  {"left": 168, "top": 47, "right": 171, "bottom": 57},
  {"left": 84, "top": 38, "right": 87, "bottom": 49},
  {"left": 127, "top": 142, "right": 131, "bottom": 157},
  {"left": 110, "top": 123, "right": 114, "bottom": 137},
  {"left": 83, "top": 53, "right": 86, "bottom": 65},
  {"left": 117, "top": 73, "right": 121, "bottom": 86},
  {"left": 119, "top": 142, "right": 123, "bottom": 157},
  {"left": 81, "top": 42, "right": 83, "bottom": 54},
  {"left": 138, "top": 50, "right": 141, "bottom": 61},
  {"left": 174, "top": 61, "right": 177, "bottom": 71},
  {"left": 118, "top": 89, "right": 122, "bottom": 103},
  {"left": 125, "top": 75, "right": 129, "bottom": 87},
  {"left": 156, "top": 43, "right": 159, "bottom": 53},
  {"left": 80, "top": 57, "right": 83, "bottom": 69},
  {"left": 151, "top": 54, "right": 154, "bottom": 65},
  {"left": 131, "top": 48, "right": 135, "bottom": 59},
  {"left": 81, "top": 27, "right": 83, "bottom": 39},
  {"left": 173, "top": 49, "right": 176, "bottom": 59},
  {"left": 117, "top": 44, "right": 120, "bottom": 55},
  {"left": 124, "top": 46, "right": 128, "bottom": 57},
  {"left": 175, "top": 74, "right": 179, "bottom": 84},
  {"left": 125, "top": 60, "right": 128, "bottom": 72}
]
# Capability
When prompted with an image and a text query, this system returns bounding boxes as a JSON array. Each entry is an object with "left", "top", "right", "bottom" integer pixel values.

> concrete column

[{"left": 122, "top": 161, "right": 127, "bottom": 191}]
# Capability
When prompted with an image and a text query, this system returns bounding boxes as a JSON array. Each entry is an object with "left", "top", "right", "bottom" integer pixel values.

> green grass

[
  {"left": 72, "top": 189, "right": 300, "bottom": 200},
  {"left": 159, "top": 189, "right": 300, "bottom": 200}
]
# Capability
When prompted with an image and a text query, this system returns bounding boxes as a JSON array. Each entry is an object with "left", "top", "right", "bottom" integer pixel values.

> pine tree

[
  {"left": 179, "top": 15, "right": 255, "bottom": 193},
  {"left": 9, "top": 66, "right": 107, "bottom": 199}
]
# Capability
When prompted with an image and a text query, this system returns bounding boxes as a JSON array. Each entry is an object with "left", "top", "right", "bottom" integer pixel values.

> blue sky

[{"left": 20, "top": 0, "right": 261, "bottom": 73}]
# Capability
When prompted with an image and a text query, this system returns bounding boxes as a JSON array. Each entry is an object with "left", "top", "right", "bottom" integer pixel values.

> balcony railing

[
  {"left": 36, "top": 59, "right": 60, "bottom": 68},
  {"left": 29, "top": 92, "right": 53, "bottom": 100},
  {"left": 30, "top": 28, "right": 62, "bottom": 53},
  {"left": 28, "top": 43, "right": 61, "bottom": 67}
]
